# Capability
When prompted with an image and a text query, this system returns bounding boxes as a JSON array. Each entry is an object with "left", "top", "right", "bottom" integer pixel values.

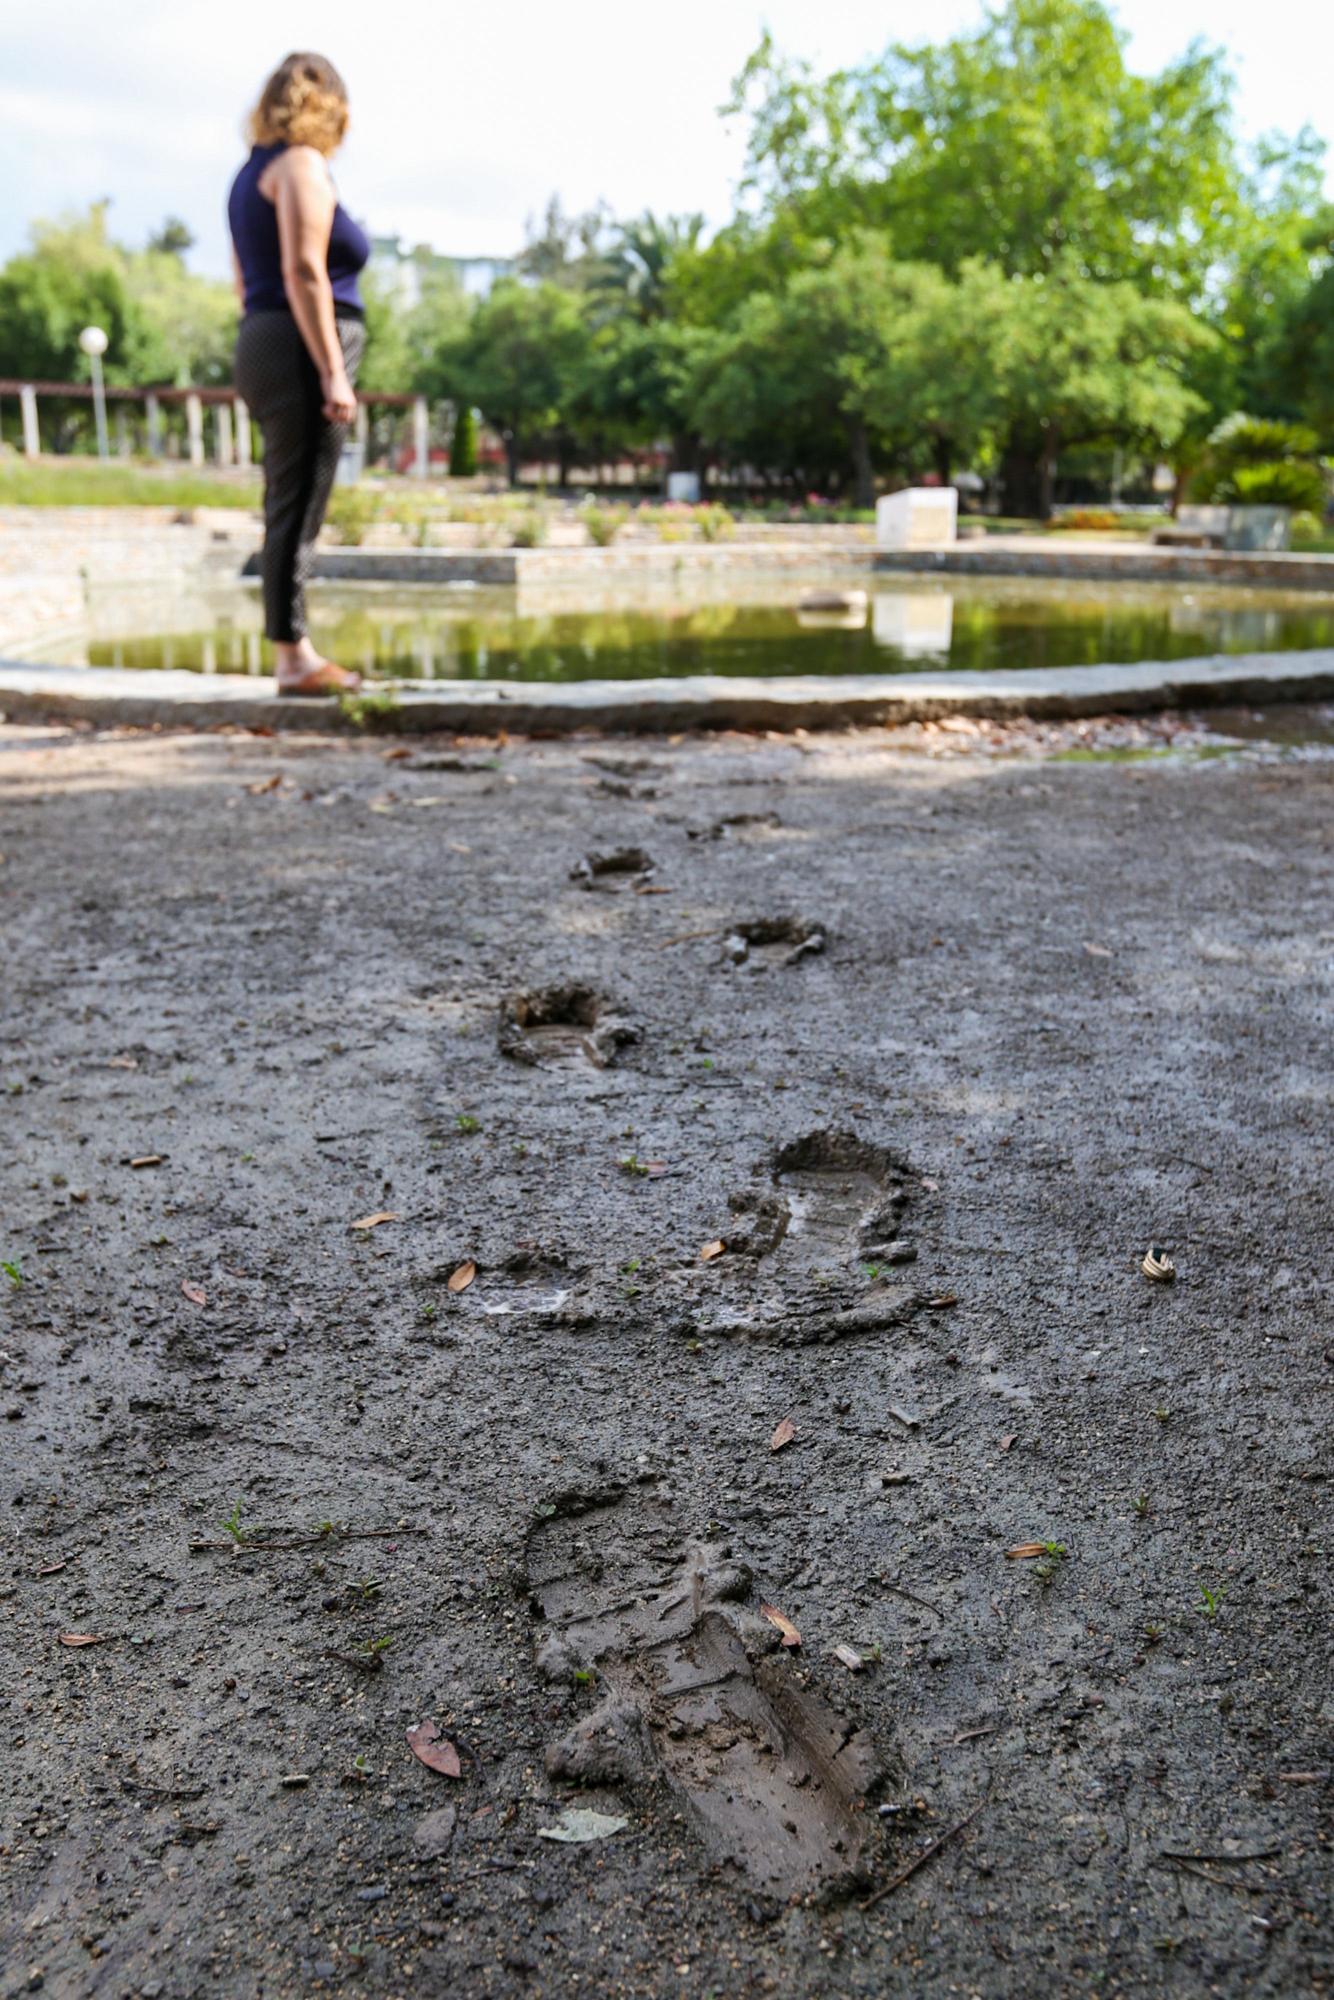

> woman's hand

[{"left": 322, "top": 367, "right": 357, "bottom": 425}]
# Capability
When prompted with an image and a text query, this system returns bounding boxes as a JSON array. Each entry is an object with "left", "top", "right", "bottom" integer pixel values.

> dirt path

[{"left": 1, "top": 713, "right": 1330, "bottom": 1998}]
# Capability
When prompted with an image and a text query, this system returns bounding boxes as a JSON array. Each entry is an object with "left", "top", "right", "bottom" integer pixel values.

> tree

[
  {"left": 147, "top": 217, "right": 195, "bottom": 259},
  {"left": 991, "top": 262, "right": 1214, "bottom": 514},
  {"left": 729, "top": 1, "right": 1243, "bottom": 299},
  {"left": 449, "top": 402, "right": 478, "bottom": 477},
  {"left": 447, "top": 281, "right": 590, "bottom": 485}
]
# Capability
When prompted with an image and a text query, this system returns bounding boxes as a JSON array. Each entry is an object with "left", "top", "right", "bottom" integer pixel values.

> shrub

[
  {"left": 581, "top": 502, "right": 628, "bottom": 547},
  {"left": 510, "top": 507, "right": 548, "bottom": 548},
  {"left": 1226, "top": 461, "right": 1327, "bottom": 514},
  {"left": 324, "top": 484, "right": 382, "bottom": 545},
  {"left": 1189, "top": 413, "right": 1327, "bottom": 514},
  {"left": 449, "top": 404, "right": 478, "bottom": 479},
  {"left": 1049, "top": 508, "right": 1122, "bottom": 531},
  {"left": 696, "top": 502, "right": 735, "bottom": 542}
]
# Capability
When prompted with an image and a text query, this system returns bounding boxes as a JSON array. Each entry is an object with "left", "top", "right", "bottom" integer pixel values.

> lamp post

[{"left": 79, "top": 325, "right": 109, "bottom": 461}]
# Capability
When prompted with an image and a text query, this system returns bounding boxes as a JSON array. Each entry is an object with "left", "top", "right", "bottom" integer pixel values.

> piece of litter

[
  {"left": 279, "top": 1773, "right": 310, "bottom": 1788},
  {"left": 770, "top": 1417, "right": 796, "bottom": 1452},
  {"left": 1141, "top": 1246, "right": 1175, "bottom": 1283},
  {"left": 1004, "top": 1542, "right": 1048, "bottom": 1560},
  {"left": 181, "top": 1280, "right": 207, "bottom": 1307},
  {"left": 349, "top": 1211, "right": 401, "bottom": 1232},
  {"left": 832, "top": 1644, "right": 864, "bottom": 1672},
  {"left": 59, "top": 1632, "right": 110, "bottom": 1647},
  {"left": 1083, "top": 942, "right": 1113, "bottom": 957},
  {"left": 888, "top": 1406, "right": 920, "bottom": 1430},
  {"left": 999, "top": 1434, "right": 1017, "bottom": 1452},
  {"left": 447, "top": 1261, "right": 477, "bottom": 1294},
  {"left": 127, "top": 1155, "right": 164, "bottom": 1169},
  {"left": 700, "top": 1239, "right": 726, "bottom": 1262},
  {"left": 537, "top": 1808, "right": 628, "bottom": 1843}
]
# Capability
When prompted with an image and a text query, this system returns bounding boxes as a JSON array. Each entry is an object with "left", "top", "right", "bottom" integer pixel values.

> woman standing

[{"left": 230, "top": 53, "right": 369, "bottom": 696}]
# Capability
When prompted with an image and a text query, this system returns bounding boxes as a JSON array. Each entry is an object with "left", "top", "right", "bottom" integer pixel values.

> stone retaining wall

[{"left": 878, "top": 544, "right": 1334, "bottom": 591}]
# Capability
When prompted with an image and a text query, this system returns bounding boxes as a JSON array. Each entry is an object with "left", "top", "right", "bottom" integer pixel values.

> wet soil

[{"left": 0, "top": 709, "right": 1330, "bottom": 1998}]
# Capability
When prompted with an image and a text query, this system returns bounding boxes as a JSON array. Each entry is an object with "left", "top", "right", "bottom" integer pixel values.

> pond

[{"left": 38, "top": 573, "right": 1334, "bottom": 681}]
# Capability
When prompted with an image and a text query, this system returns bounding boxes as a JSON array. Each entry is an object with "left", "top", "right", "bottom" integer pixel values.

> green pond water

[{"left": 69, "top": 575, "right": 1334, "bottom": 681}]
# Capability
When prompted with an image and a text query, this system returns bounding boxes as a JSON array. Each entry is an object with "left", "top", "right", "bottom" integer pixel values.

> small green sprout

[
  {"left": 2, "top": 1260, "right": 22, "bottom": 1287},
  {"left": 618, "top": 1154, "right": 649, "bottom": 1177},
  {"left": 1133, "top": 1493, "right": 1152, "bottom": 1518},
  {"left": 455, "top": 1114, "right": 480, "bottom": 1135},
  {"left": 364, "top": 1633, "right": 394, "bottom": 1659},
  {"left": 1152, "top": 1408, "right": 1172, "bottom": 1424},
  {"left": 1199, "top": 1584, "right": 1226, "bottom": 1619},
  {"left": 220, "top": 1500, "right": 249, "bottom": 1546}
]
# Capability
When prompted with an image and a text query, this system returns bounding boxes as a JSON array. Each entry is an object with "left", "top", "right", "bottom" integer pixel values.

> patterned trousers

[{"left": 234, "top": 311, "right": 366, "bottom": 642}]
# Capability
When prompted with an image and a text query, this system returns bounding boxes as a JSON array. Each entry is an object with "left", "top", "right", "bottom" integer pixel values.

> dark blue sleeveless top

[{"left": 228, "top": 143, "right": 369, "bottom": 316}]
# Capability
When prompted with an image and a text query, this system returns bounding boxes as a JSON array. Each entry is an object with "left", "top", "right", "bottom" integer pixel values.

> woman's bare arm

[{"left": 269, "top": 147, "right": 356, "bottom": 422}]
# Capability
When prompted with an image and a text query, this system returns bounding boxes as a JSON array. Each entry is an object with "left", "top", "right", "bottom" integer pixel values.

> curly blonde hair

[{"left": 249, "top": 52, "right": 349, "bottom": 156}]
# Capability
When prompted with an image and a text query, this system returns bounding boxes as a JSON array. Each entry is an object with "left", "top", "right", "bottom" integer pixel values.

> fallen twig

[
  {"left": 860, "top": 1793, "right": 991, "bottom": 1911},
  {"left": 190, "top": 1527, "right": 429, "bottom": 1555},
  {"left": 882, "top": 1579, "right": 943, "bottom": 1619},
  {"left": 1160, "top": 1844, "right": 1281, "bottom": 1864}
]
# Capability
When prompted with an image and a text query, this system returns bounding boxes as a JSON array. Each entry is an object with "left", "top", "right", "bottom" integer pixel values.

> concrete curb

[{"left": 3, "top": 652, "right": 1332, "bottom": 736}]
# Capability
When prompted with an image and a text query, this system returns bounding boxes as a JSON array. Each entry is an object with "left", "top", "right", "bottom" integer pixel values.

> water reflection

[
  {"left": 55, "top": 574, "right": 1334, "bottom": 682},
  {"left": 872, "top": 592, "right": 954, "bottom": 658}
]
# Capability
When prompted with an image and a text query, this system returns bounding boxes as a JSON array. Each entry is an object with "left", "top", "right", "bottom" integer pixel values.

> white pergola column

[
  {"left": 215, "top": 401, "right": 233, "bottom": 467},
  {"left": 185, "top": 393, "right": 204, "bottom": 467},
  {"left": 233, "top": 397, "right": 251, "bottom": 468},
  {"left": 19, "top": 384, "right": 39, "bottom": 459},
  {"left": 145, "top": 392, "right": 162, "bottom": 457},
  {"left": 413, "top": 397, "right": 429, "bottom": 478}
]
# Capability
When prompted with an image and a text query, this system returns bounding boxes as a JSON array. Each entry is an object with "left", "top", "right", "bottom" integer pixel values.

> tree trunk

[
  {"left": 932, "top": 436, "right": 953, "bottom": 489},
  {"left": 1039, "top": 435, "right": 1059, "bottom": 521},
  {"left": 999, "top": 435, "right": 1046, "bottom": 520},
  {"left": 504, "top": 432, "right": 521, "bottom": 489},
  {"left": 848, "top": 415, "right": 875, "bottom": 511}
]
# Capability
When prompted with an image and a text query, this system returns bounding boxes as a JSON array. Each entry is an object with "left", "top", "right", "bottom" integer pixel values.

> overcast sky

[{"left": 3, "top": 0, "right": 1331, "bottom": 277}]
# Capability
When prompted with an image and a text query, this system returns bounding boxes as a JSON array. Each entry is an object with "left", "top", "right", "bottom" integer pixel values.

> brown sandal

[{"left": 276, "top": 663, "right": 362, "bottom": 699}]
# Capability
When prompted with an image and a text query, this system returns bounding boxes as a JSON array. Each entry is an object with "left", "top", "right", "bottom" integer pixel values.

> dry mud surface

[{"left": 0, "top": 710, "right": 1330, "bottom": 1999}]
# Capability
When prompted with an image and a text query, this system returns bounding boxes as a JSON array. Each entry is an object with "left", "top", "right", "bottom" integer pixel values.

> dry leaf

[
  {"left": 632, "top": 884, "right": 673, "bottom": 896},
  {"left": 919, "top": 1176, "right": 940, "bottom": 1192},
  {"left": 1004, "top": 1542, "right": 1048, "bottom": 1560},
  {"left": 643, "top": 1161, "right": 669, "bottom": 1178},
  {"left": 181, "top": 1280, "right": 207, "bottom": 1307},
  {"left": 832, "top": 1643, "right": 864, "bottom": 1672},
  {"left": 1083, "top": 942, "right": 1113, "bottom": 957},
  {"left": 406, "top": 1718, "right": 462, "bottom": 1778},
  {"left": 37, "top": 1561, "right": 67, "bottom": 1576},
  {"left": 349, "top": 1211, "right": 401, "bottom": 1232},
  {"left": 59, "top": 1632, "right": 109, "bottom": 1648},
  {"left": 382, "top": 746, "right": 414, "bottom": 763},
  {"left": 128, "top": 1155, "right": 163, "bottom": 1169},
  {"left": 999, "top": 1433, "right": 1017, "bottom": 1452},
  {"left": 246, "top": 773, "right": 283, "bottom": 795},
  {"left": 770, "top": 1417, "right": 796, "bottom": 1453},
  {"left": 760, "top": 1603, "right": 802, "bottom": 1648},
  {"left": 700, "top": 1239, "right": 726, "bottom": 1262},
  {"left": 447, "top": 1261, "right": 476, "bottom": 1294},
  {"left": 106, "top": 1054, "right": 139, "bottom": 1070},
  {"left": 926, "top": 1294, "right": 958, "bottom": 1310}
]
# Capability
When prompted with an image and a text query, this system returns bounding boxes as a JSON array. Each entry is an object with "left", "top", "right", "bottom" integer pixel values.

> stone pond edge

[{"left": 3, "top": 650, "right": 1332, "bottom": 736}]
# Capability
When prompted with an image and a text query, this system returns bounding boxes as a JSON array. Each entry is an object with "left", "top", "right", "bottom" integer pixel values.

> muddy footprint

[
  {"left": 498, "top": 985, "right": 639, "bottom": 1071},
  {"left": 526, "top": 1489, "right": 891, "bottom": 1896}
]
